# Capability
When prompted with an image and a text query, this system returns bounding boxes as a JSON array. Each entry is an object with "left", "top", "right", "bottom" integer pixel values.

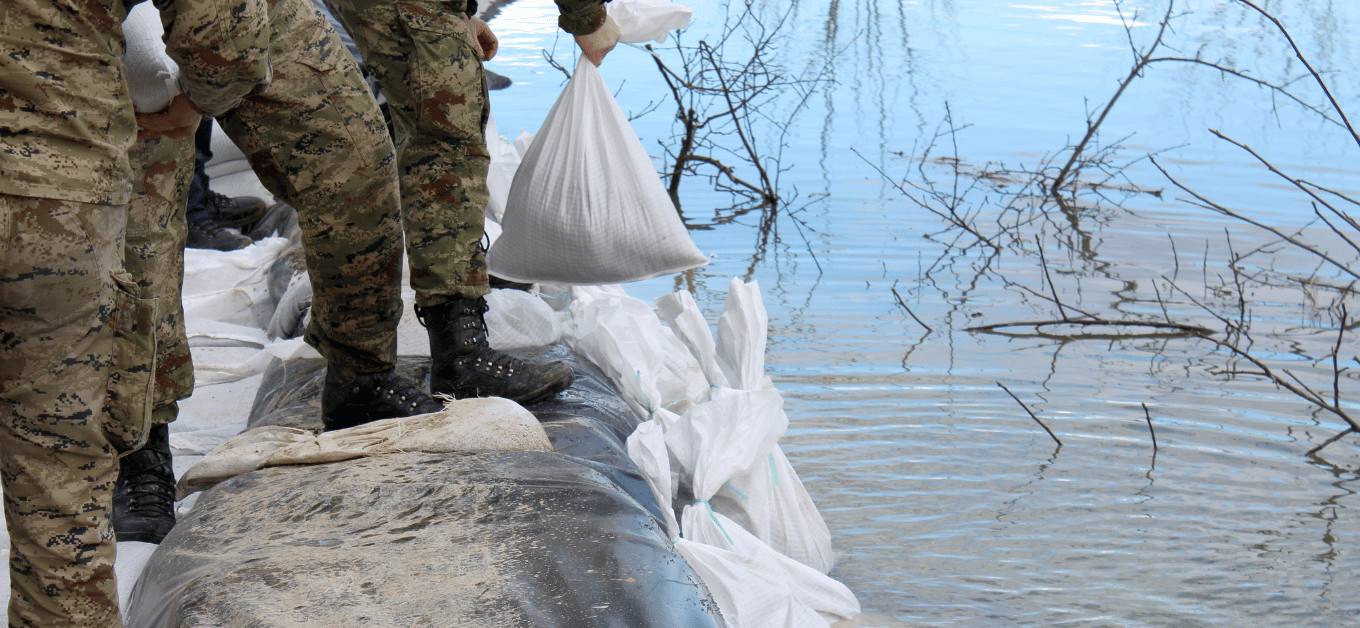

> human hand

[
  {"left": 464, "top": 15, "right": 498, "bottom": 61},
  {"left": 135, "top": 94, "right": 202, "bottom": 141},
  {"left": 574, "top": 14, "right": 620, "bottom": 67}
]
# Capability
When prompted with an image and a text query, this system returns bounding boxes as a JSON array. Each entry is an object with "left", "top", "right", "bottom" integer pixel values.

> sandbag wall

[{"left": 126, "top": 348, "right": 725, "bottom": 627}]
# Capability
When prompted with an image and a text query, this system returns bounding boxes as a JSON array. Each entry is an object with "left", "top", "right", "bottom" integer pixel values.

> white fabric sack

[
  {"left": 486, "top": 55, "right": 707, "bottom": 285},
  {"left": 708, "top": 278, "right": 835, "bottom": 572},
  {"left": 674, "top": 538, "right": 828, "bottom": 628},
  {"left": 123, "top": 3, "right": 180, "bottom": 113},
  {"left": 566, "top": 287, "right": 709, "bottom": 419},
  {"left": 607, "top": 0, "right": 694, "bottom": 44},
  {"left": 655, "top": 290, "right": 730, "bottom": 388},
  {"left": 715, "top": 278, "right": 773, "bottom": 391},
  {"left": 484, "top": 112, "right": 525, "bottom": 224},
  {"left": 664, "top": 387, "right": 787, "bottom": 502},
  {"left": 625, "top": 419, "right": 680, "bottom": 540},
  {"left": 176, "top": 397, "right": 552, "bottom": 498},
  {"left": 680, "top": 508, "right": 859, "bottom": 624},
  {"left": 717, "top": 448, "right": 836, "bottom": 574},
  {"left": 484, "top": 287, "right": 562, "bottom": 349}
]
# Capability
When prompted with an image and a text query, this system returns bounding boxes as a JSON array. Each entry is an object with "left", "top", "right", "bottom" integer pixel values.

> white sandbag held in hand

[
  {"left": 487, "top": 56, "right": 707, "bottom": 285},
  {"left": 123, "top": 3, "right": 181, "bottom": 113},
  {"left": 607, "top": 0, "right": 694, "bottom": 44}
]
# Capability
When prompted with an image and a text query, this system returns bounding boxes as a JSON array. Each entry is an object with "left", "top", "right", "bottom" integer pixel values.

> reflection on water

[{"left": 486, "top": 0, "right": 1360, "bottom": 625}]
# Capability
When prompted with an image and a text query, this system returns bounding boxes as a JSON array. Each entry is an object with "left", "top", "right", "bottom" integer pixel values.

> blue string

[
  {"left": 768, "top": 451, "right": 780, "bottom": 487},
  {"left": 723, "top": 482, "right": 750, "bottom": 500},
  {"left": 694, "top": 499, "right": 734, "bottom": 545},
  {"left": 634, "top": 369, "right": 657, "bottom": 419}
]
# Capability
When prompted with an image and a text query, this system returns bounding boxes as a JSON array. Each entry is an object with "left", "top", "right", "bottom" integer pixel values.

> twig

[
  {"left": 997, "top": 382, "right": 1063, "bottom": 447},
  {"left": 891, "top": 288, "right": 933, "bottom": 332},
  {"left": 1233, "top": 0, "right": 1359, "bottom": 148},
  {"left": 1036, "top": 235, "right": 1070, "bottom": 321},
  {"left": 1306, "top": 428, "right": 1356, "bottom": 457},
  {"left": 1141, "top": 403, "right": 1159, "bottom": 452},
  {"left": 967, "top": 317, "right": 1211, "bottom": 336}
]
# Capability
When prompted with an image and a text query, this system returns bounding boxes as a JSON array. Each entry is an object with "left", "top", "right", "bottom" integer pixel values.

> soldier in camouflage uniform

[
  {"left": 318, "top": 0, "right": 618, "bottom": 409},
  {"left": 111, "top": 0, "right": 445, "bottom": 546},
  {"left": 0, "top": 0, "right": 271, "bottom": 623}
]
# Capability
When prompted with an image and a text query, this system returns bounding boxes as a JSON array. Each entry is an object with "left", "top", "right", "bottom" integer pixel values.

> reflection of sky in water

[{"left": 481, "top": 2, "right": 1360, "bottom": 626}]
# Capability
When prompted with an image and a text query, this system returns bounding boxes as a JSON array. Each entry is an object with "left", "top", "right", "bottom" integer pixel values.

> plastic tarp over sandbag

[
  {"left": 126, "top": 349, "right": 725, "bottom": 628},
  {"left": 486, "top": 5, "right": 706, "bottom": 284}
]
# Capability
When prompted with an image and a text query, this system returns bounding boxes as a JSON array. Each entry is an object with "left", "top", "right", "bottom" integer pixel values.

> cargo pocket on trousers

[{"left": 103, "top": 272, "right": 159, "bottom": 454}]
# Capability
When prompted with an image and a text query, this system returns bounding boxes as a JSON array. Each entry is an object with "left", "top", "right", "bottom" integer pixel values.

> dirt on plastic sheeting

[{"left": 127, "top": 345, "right": 725, "bottom": 627}]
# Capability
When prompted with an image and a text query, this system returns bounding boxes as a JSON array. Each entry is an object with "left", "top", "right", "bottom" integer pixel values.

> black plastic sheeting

[{"left": 126, "top": 345, "right": 725, "bottom": 627}]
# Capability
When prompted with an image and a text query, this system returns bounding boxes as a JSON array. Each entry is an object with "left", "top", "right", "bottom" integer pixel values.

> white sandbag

[
  {"left": 484, "top": 112, "right": 523, "bottom": 224},
  {"left": 664, "top": 387, "right": 787, "bottom": 501},
  {"left": 709, "top": 279, "right": 835, "bottom": 572},
  {"left": 484, "top": 288, "right": 562, "bottom": 349},
  {"left": 176, "top": 397, "right": 552, "bottom": 498},
  {"left": 115, "top": 541, "right": 158, "bottom": 623},
  {"left": 675, "top": 538, "right": 824, "bottom": 628},
  {"left": 625, "top": 419, "right": 680, "bottom": 540},
  {"left": 681, "top": 508, "right": 859, "bottom": 624},
  {"left": 123, "top": 3, "right": 180, "bottom": 113},
  {"left": 486, "top": 55, "right": 707, "bottom": 285},
  {"left": 655, "top": 290, "right": 730, "bottom": 388},
  {"left": 715, "top": 278, "right": 773, "bottom": 391},
  {"left": 566, "top": 288, "right": 709, "bottom": 419},
  {"left": 717, "top": 448, "right": 836, "bottom": 574},
  {"left": 607, "top": 0, "right": 694, "bottom": 44}
]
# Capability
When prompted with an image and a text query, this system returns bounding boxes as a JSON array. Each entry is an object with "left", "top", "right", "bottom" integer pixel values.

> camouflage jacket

[
  {"left": 0, "top": 0, "right": 270, "bottom": 205},
  {"left": 152, "top": 0, "right": 274, "bottom": 117},
  {"left": 556, "top": 0, "right": 609, "bottom": 35}
]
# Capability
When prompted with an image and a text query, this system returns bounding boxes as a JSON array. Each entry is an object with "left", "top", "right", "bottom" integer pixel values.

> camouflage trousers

[
  {"left": 127, "top": 135, "right": 196, "bottom": 417},
  {"left": 220, "top": 0, "right": 407, "bottom": 374},
  {"left": 0, "top": 194, "right": 159, "bottom": 627},
  {"left": 322, "top": 0, "right": 493, "bottom": 306}
]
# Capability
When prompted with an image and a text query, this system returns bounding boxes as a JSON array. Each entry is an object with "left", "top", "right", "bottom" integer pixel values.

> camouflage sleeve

[
  {"left": 555, "top": 0, "right": 609, "bottom": 36},
  {"left": 152, "top": 0, "right": 273, "bottom": 117}
]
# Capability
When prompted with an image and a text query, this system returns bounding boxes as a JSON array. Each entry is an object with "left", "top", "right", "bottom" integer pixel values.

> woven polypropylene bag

[
  {"left": 124, "top": 3, "right": 180, "bottom": 113},
  {"left": 486, "top": 56, "right": 707, "bottom": 285}
]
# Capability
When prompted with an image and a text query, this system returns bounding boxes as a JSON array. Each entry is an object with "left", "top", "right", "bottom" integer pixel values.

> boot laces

[
  {"left": 120, "top": 453, "right": 175, "bottom": 518},
  {"left": 368, "top": 371, "right": 437, "bottom": 412}
]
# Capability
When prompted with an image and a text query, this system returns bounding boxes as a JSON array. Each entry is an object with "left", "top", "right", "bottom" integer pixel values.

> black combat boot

[
  {"left": 112, "top": 422, "right": 177, "bottom": 544},
  {"left": 321, "top": 365, "right": 444, "bottom": 431},
  {"left": 418, "top": 296, "right": 573, "bottom": 404}
]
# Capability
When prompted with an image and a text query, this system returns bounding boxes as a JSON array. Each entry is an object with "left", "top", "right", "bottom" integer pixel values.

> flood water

[{"left": 483, "top": 1, "right": 1360, "bottom": 625}]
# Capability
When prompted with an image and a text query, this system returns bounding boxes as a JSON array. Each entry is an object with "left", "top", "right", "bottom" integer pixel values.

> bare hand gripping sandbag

[{"left": 487, "top": 54, "right": 708, "bottom": 285}]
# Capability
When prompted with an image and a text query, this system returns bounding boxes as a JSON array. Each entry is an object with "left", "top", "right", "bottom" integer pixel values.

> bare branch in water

[
  {"left": 1141, "top": 403, "right": 1159, "bottom": 453},
  {"left": 998, "top": 383, "right": 1063, "bottom": 447},
  {"left": 891, "top": 288, "right": 933, "bottom": 333}
]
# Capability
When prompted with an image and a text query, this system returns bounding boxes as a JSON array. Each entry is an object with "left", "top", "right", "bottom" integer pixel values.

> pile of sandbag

[{"left": 565, "top": 279, "right": 861, "bottom": 627}]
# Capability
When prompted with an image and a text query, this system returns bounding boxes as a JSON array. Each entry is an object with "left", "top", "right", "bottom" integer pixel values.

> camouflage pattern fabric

[
  {"left": 217, "top": 0, "right": 407, "bottom": 375},
  {"left": 322, "top": 0, "right": 606, "bottom": 306},
  {"left": 151, "top": 0, "right": 276, "bottom": 117},
  {"left": 555, "top": 0, "right": 609, "bottom": 35},
  {"left": 1, "top": 0, "right": 269, "bottom": 622},
  {"left": 0, "top": 0, "right": 273, "bottom": 206},
  {"left": 324, "top": 0, "right": 494, "bottom": 306},
  {"left": 0, "top": 0, "right": 137, "bottom": 205},
  {"left": 127, "top": 135, "right": 197, "bottom": 412},
  {"left": 0, "top": 194, "right": 143, "bottom": 627}
]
